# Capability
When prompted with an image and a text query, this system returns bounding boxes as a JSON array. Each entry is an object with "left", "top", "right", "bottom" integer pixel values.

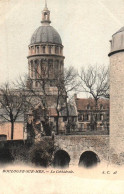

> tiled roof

[
  {"left": 75, "top": 98, "right": 109, "bottom": 111},
  {"left": 48, "top": 104, "right": 77, "bottom": 117}
]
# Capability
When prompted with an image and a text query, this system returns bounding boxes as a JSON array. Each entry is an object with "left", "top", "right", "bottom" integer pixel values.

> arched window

[
  {"left": 60, "top": 61, "right": 63, "bottom": 71},
  {"left": 44, "top": 12, "right": 48, "bottom": 20}
]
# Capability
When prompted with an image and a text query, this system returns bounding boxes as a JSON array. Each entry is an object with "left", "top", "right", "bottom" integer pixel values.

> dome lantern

[
  {"left": 41, "top": 0, "right": 51, "bottom": 25},
  {"left": 29, "top": 0, "right": 62, "bottom": 46}
]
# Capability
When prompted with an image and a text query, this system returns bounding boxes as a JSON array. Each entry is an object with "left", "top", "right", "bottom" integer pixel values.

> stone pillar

[
  {"left": 46, "top": 45, "right": 49, "bottom": 54},
  {"left": 40, "top": 45, "right": 42, "bottom": 54}
]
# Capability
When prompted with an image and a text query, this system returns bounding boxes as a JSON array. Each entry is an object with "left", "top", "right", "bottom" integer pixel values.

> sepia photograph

[{"left": 0, "top": 0, "right": 124, "bottom": 193}]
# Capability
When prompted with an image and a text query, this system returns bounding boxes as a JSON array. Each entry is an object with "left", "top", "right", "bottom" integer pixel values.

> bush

[{"left": 29, "top": 138, "right": 55, "bottom": 167}]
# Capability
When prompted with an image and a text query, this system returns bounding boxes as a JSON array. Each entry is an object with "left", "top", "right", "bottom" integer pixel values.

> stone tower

[
  {"left": 27, "top": 2, "right": 65, "bottom": 107},
  {"left": 109, "top": 27, "right": 124, "bottom": 163}
]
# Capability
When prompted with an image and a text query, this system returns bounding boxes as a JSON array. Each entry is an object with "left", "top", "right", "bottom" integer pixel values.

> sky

[{"left": 0, "top": 0, "right": 124, "bottom": 85}]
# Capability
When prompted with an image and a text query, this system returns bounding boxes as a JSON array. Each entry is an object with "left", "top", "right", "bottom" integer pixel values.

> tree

[
  {"left": 79, "top": 65, "right": 109, "bottom": 130},
  {"left": 54, "top": 66, "right": 80, "bottom": 133},
  {"left": 29, "top": 137, "right": 55, "bottom": 167},
  {"left": 0, "top": 83, "right": 29, "bottom": 139},
  {"left": 18, "top": 63, "right": 80, "bottom": 136},
  {"left": 79, "top": 65, "right": 109, "bottom": 106},
  {"left": 19, "top": 59, "right": 53, "bottom": 136}
]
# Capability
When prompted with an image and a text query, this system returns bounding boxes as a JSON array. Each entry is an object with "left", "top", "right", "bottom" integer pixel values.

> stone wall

[
  {"left": 110, "top": 52, "right": 124, "bottom": 157},
  {"left": 54, "top": 135, "right": 109, "bottom": 166},
  {"left": 0, "top": 122, "right": 24, "bottom": 140}
]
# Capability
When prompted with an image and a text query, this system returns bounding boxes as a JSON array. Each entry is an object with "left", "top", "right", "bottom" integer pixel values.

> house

[{"left": 74, "top": 95, "right": 109, "bottom": 134}]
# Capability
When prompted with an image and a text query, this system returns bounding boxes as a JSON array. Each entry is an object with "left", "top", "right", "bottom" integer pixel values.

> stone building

[
  {"left": 0, "top": 110, "right": 24, "bottom": 140},
  {"left": 27, "top": 3, "right": 65, "bottom": 107},
  {"left": 74, "top": 95, "right": 109, "bottom": 134}
]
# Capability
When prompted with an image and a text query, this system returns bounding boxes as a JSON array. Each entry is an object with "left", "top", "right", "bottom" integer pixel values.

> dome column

[
  {"left": 46, "top": 45, "right": 49, "bottom": 54},
  {"left": 39, "top": 45, "right": 42, "bottom": 54}
]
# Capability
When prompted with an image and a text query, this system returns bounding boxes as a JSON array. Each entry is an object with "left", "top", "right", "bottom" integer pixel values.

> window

[
  {"left": 87, "top": 104, "right": 90, "bottom": 110},
  {"left": 87, "top": 123, "right": 91, "bottom": 130},
  {"left": 37, "top": 46, "right": 39, "bottom": 54},
  {"left": 78, "top": 114, "right": 82, "bottom": 121},
  {"left": 44, "top": 12, "right": 48, "bottom": 20},
  {"left": 43, "top": 46, "right": 45, "bottom": 54},
  {"left": 0, "top": 135, "right": 7, "bottom": 141},
  {"left": 63, "top": 117, "right": 67, "bottom": 122},
  {"left": 49, "top": 60, "right": 53, "bottom": 77},
  {"left": 71, "top": 117, "right": 75, "bottom": 122},
  {"left": 79, "top": 123, "right": 84, "bottom": 129},
  {"left": 100, "top": 104, "right": 103, "bottom": 109},
  {"left": 49, "top": 46, "right": 51, "bottom": 54},
  {"left": 87, "top": 114, "right": 90, "bottom": 121},
  {"left": 78, "top": 114, "right": 84, "bottom": 121},
  {"left": 100, "top": 114, "right": 104, "bottom": 121},
  {"left": 31, "top": 63, "right": 33, "bottom": 77}
]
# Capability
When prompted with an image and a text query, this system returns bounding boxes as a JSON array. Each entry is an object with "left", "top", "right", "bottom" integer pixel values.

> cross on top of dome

[{"left": 44, "top": 0, "right": 48, "bottom": 10}]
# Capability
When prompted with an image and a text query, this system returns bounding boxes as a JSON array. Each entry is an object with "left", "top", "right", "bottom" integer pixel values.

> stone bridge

[
  {"left": 0, "top": 135, "right": 109, "bottom": 168},
  {"left": 54, "top": 135, "right": 109, "bottom": 167}
]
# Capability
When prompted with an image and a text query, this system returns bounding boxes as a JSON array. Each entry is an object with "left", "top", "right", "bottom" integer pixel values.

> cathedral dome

[
  {"left": 109, "top": 26, "right": 124, "bottom": 55},
  {"left": 30, "top": 25, "right": 62, "bottom": 45}
]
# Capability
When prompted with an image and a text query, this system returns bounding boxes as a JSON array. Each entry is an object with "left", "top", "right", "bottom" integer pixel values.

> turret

[{"left": 109, "top": 26, "right": 124, "bottom": 164}]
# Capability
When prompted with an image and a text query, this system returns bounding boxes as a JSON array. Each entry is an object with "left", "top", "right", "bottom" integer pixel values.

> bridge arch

[
  {"left": 79, "top": 151, "right": 100, "bottom": 168},
  {"left": 53, "top": 150, "right": 70, "bottom": 168}
]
